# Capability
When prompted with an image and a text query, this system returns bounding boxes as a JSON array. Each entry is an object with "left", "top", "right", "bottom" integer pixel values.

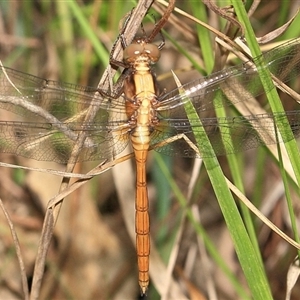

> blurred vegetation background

[{"left": 0, "top": 0, "right": 300, "bottom": 299}]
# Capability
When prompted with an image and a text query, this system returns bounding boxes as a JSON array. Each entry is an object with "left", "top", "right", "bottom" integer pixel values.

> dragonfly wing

[
  {"left": 152, "top": 39, "right": 300, "bottom": 158},
  {"left": 157, "top": 38, "right": 300, "bottom": 116},
  {"left": 0, "top": 66, "right": 114, "bottom": 122},
  {"left": 0, "top": 120, "right": 130, "bottom": 163},
  {"left": 151, "top": 112, "right": 299, "bottom": 158},
  {"left": 0, "top": 66, "right": 130, "bottom": 163}
]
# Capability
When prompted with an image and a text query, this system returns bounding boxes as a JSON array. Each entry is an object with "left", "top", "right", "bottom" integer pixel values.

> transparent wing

[
  {"left": 151, "top": 38, "right": 300, "bottom": 157},
  {"left": 150, "top": 112, "right": 299, "bottom": 158},
  {"left": 157, "top": 38, "right": 300, "bottom": 114},
  {"left": 0, "top": 66, "right": 130, "bottom": 163}
]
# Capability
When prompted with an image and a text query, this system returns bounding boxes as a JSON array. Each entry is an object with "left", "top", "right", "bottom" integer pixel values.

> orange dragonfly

[{"left": 1, "top": 33, "right": 300, "bottom": 295}]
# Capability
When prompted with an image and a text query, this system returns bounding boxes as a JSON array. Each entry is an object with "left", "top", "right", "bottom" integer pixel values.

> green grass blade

[
  {"left": 154, "top": 152, "right": 251, "bottom": 299},
  {"left": 66, "top": 0, "right": 109, "bottom": 67},
  {"left": 172, "top": 71, "right": 273, "bottom": 299},
  {"left": 231, "top": 0, "right": 300, "bottom": 257}
]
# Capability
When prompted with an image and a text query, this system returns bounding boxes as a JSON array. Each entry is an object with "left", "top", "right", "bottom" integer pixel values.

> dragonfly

[{"left": 1, "top": 34, "right": 300, "bottom": 293}]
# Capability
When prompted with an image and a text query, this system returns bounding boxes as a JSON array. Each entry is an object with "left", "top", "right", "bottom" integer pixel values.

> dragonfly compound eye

[
  {"left": 123, "top": 42, "right": 161, "bottom": 64},
  {"left": 144, "top": 43, "right": 160, "bottom": 62},
  {"left": 123, "top": 44, "right": 143, "bottom": 63}
]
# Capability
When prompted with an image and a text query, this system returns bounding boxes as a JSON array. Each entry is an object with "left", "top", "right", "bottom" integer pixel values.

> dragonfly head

[{"left": 123, "top": 38, "right": 161, "bottom": 65}]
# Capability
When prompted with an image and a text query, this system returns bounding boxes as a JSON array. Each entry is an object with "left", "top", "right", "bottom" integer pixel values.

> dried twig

[{"left": 0, "top": 198, "right": 29, "bottom": 300}]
